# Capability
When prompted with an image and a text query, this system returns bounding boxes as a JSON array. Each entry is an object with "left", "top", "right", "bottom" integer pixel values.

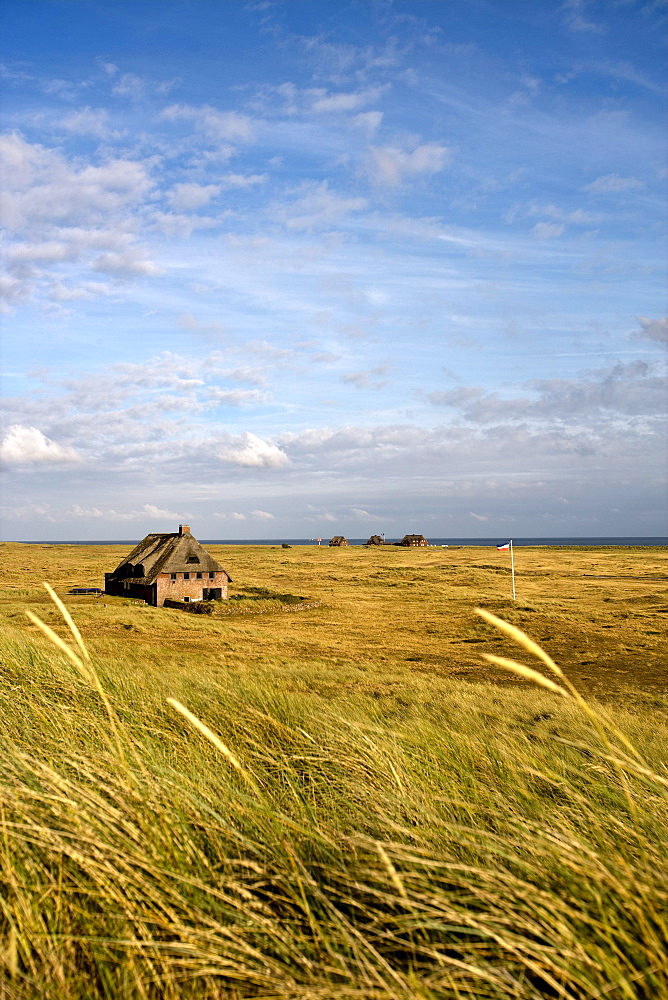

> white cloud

[
  {"left": 69, "top": 504, "right": 129, "bottom": 520},
  {"left": 168, "top": 183, "right": 221, "bottom": 211},
  {"left": 508, "top": 202, "right": 602, "bottom": 227},
  {"left": 427, "top": 361, "right": 666, "bottom": 422},
  {"left": 0, "top": 274, "right": 29, "bottom": 309},
  {"left": 42, "top": 77, "right": 85, "bottom": 99},
  {"left": 342, "top": 364, "right": 391, "bottom": 390},
  {"left": 583, "top": 174, "right": 644, "bottom": 195},
  {"left": 351, "top": 508, "right": 382, "bottom": 520},
  {"left": 112, "top": 73, "right": 145, "bottom": 99},
  {"left": 219, "top": 173, "right": 267, "bottom": 189},
  {"left": 251, "top": 509, "right": 275, "bottom": 519},
  {"left": 352, "top": 111, "right": 383, "bottom": 134},
  {"left": 245, "top": 340, "right": 292, "bottom": 359},
  {"left": 60, "top": 107, "right": 121, "bottom": 139},
  {"left": 0, "top": 136, "right": 152, "bottom": 230},
  {"left": 305, "top": 505, "right": 339, "bottom": 523},
  {"left": 222, "top": 366, "right": 267, "bottom": 386},
  {"left": 217, "top": 432, "right": 290, "bottom": 468},
  {"left": 364, "top": 143, "right": 451, "bottom": 187},
  {"left": 178, "top": 314, "right": 226, "bottom": 335},
  {"left": 276, "top": 181, "right": 367, "bottom": 231},
  {"left": 532, "top": 222, "right": 564, "bottom": 239},
  {"left": 92, "top": 252, "right": 163, "bottom": 277},
  {"left": 49, "top": 279, "right": 115, "bottom": 301},
  {"left": 160, "top": 104, "right": 254, "bottom": 143},
  {"left": 151, "top": 211, "right": 220, "bottom": 237},
  {"left": 635, "top": 317, "right": 668, "bottom": 344},
  {"left": 0, "top": 425, "right": 81, "bottom": 464},
  {"left": 142, "top": 504, "right": 182, "bottom": 519},
  {"left": 230, "top": 512, "right": 246, "bottom": 520},
  {"left": 110, "top": 70, "right": 178, "bottom": 99},
  {"left": 310, "top": 87, "right": 385, "bottom": 113},
  {"left": 562, "top": 0, "right": 607, "bottom": 34},
  {"left": 209, "top": 388, "right": 268, "bottom": 407},
  {"left": 0, "top": 501, "right": 57, "bottom": 523},
  {"left": 67, "top": 503, "right": 182, "bottom": 521},
  {"left": 0, "top": 133, "right": 159, "bottom": 302}
]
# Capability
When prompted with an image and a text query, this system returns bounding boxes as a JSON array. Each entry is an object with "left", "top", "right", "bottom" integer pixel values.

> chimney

[{"left": 179, "top": 524, "right": 191, "bottom": 536}]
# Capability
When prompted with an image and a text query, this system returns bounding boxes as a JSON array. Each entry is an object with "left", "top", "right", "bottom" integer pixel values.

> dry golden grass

[
  {"left": 0, "top": 579, "right": 666, "bottom": 998},
  {"left": 1, "top": 541, "right": 666, "bottom": 706}
]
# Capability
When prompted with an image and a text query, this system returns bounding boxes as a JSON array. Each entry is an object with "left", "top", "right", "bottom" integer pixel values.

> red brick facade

[{"left": 155, "top": 570, "right": 228, "bottom": 605}]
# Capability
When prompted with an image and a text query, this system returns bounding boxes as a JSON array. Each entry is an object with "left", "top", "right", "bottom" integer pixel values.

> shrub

[{"left": 191, "top": 601, "right": 214, "bottom": 614}]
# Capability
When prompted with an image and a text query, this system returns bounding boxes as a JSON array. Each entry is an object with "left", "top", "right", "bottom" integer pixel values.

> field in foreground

[{"left": 0, "top": 544, "right": 666, "bottom": 998}]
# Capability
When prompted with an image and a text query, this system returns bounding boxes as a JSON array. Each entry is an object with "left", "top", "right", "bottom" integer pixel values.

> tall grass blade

[
  {"left": 476, "top": 607, "right": 563, "bottom": 676},
  {"left": 24, "top": 610, "right": 91, "bottom": 681},
  {"left": 42, "top": 581, "right": 90, "bottom": 661},
  {"left": 167, "top": 698, "right": 261, "bottom": 794},
  {"left": 481, "top": 654, "right": 568, "bottom": 695}
]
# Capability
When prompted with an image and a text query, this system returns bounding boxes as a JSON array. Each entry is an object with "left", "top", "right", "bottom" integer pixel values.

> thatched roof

[
  {"left": 401, "top": 534, "right": 428, "bottom": 545},
  {"left": 109, "top": 528, "right": 229, "bottom": 585},
  {"left": 366, "top": 535, "right": 384, "bottom": 545},
  {"left": 328, "top": 536, "right": 348, "bottom": 546}
]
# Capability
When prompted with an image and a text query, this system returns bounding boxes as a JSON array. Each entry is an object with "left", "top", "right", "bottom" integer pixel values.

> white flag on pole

[{"left": 496, "top": 540, "right": 516, "bottom": 599}]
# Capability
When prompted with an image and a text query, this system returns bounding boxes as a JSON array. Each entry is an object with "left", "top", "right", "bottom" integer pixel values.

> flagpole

[{"left": 510, "top": 540, "right": 516, "bottom": 600}]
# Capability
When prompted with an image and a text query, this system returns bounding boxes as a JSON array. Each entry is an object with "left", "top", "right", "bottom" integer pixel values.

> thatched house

[
  {"left": 105, "top": 525, "right": 230, "bottom": 607},
  {"left": 328, "top": 536, "right": 349, "bottom": 547},
  {"left": 366, "top": 535, "right": 384, "bottom": 546},
  {"left": 401, "top": 534, "right": 428, "bottom": 547}
]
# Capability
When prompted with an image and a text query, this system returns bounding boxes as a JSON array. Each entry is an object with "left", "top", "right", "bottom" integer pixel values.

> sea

[{"left": 17, "top": 536, "right": 668, "bottom": 547}]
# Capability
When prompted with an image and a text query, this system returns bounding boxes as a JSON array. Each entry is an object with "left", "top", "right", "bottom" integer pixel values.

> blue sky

[{"left": 1, "top": 0, "right": 666, "bottom": 540}]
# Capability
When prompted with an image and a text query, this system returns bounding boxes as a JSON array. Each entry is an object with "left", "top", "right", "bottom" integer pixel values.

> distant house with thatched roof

[
  {"left": 105, "top": 525, "right": 230, "bottom": 607},
  {"left": 366, "top": 535, "right": 385, "bottom": 546},
  {"left": 401, "top": 534, "right": 428, "bottom": 547},
  {"left": 328, "top": 536, "right": 349, "bottom": 547}
]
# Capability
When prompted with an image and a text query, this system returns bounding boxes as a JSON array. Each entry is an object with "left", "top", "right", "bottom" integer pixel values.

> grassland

[
  {"left": 2, "top": 542, "right": 666, "bottom": 705},
  {"left": 0, "top": 542, "right": 666, "bottom": 998}
]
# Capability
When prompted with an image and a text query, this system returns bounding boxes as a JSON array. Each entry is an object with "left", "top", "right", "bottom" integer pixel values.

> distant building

[
  {"left": 401, "top": 534, "right": 428, "bottom": 547},
  {"left": 366, "top": 535, "right": 385, "bottom": 546},
  {"left": 328, "top": 536, "right": 349, "bottom": 546},
  {"left": 105, "top": 525, "right": 231, "bottom": 607}
]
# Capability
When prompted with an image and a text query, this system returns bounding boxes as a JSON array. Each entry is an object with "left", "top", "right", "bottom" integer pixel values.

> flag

[{"left": 496, "top": 542, "right": 510, "bottom": 551}]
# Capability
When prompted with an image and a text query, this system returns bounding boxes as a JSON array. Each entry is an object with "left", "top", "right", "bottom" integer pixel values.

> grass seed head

[
  {"left": 476, "top": 607, "right": 563, "bottom": 676},
  {"left": 481, "top": 654, "right": 568, "bottom": 696}
]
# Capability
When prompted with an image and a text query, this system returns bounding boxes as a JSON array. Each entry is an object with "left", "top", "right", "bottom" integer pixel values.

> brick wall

[{"left": 155, "top": 571, "right": 228, "bottom": 606}]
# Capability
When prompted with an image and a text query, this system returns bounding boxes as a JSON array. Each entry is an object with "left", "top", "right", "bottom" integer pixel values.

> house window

[
  {"left": 186, "top": 556, "right": 200, "bottom": 564},
  {"left": 209, "top": 572, "right": 215, "bottom": 579},
  {"left": 184, "top": 572, "right": 190, "bottom": 580},
  {"left": 196, "top": 572, "right": 202, "bottom": 579},
  {"left": 171, "top": 573, "right": 177, "bottom": 581}
]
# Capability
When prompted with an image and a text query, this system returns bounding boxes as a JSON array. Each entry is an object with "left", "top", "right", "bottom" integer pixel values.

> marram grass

[{"left": 0, "top": 587, "right": 666, "bottom": 999}]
